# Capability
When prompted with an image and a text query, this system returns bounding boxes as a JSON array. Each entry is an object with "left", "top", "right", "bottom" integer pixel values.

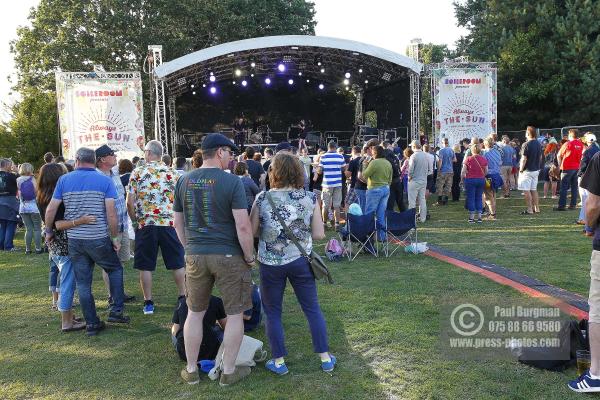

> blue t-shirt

[
  {"left": 319, "top": 152, "right": 346, "bottom": 188},
  {"left": 501, "top": 145, "right": 516, "bottom": 166},
  {"left": 438, "top": 147, "right": 455, "bottom": 174},
  {"left": 52, "top": 168, "right": 117, "bottom": 240},
  {"left": 484, "top": 148, "right": 502, "bottom": 175}
]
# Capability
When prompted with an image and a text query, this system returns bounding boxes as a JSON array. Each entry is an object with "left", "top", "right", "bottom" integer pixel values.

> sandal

[
  {"left": 61, "top": 321, "right": 86, "bottom": 333},
  {"left": 520, "top": 210, "right": 534, "bottom": 215}
]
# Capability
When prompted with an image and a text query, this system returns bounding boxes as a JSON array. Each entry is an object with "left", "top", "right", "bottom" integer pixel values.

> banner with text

[
  {"left": 432, "top": 68, "right": 497, "bottom": 146},
  {"left": 55, "top": 72, "right": 145, "bottom": 160}
]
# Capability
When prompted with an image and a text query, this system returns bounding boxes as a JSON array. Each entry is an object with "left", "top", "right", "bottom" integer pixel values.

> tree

[
  {"left": 0, "top": 89, "right": 58, "bottom": 168},
  {"left": 453, "top": 0, "right": 600, "bottom": 129},
  {"left": 7, "top": 0, "right": 316, "bottom": 159}
]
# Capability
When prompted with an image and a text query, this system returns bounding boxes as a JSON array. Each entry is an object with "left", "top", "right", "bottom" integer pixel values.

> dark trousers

[
  {"left": 451, "top": 174, "right": 461, "bottom": 201},
  {"left": 260, "top": 257, "right": 329, "bottom": 358},
  {"left": 387, "top": 179, "right": 406, "bottom": 212},
  {"left": 69, "top": 237, "right": 125, "bottom": 325},
  {"left": 558, "top": 169, "right": 578, "bottom": 208},
  {"left": 0, "top": 219, "right": 17, "bottom": 250}
]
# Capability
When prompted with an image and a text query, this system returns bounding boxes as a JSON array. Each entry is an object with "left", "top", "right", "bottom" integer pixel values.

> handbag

[
  {"left": 472, "top": 156, "right": 491, "bottom": 189},
  {"left": 208, "top": 335, "right": 265, "bottom": 380},
  {"left": 266, "top": 192, "right": 334, "bottom": 284}
]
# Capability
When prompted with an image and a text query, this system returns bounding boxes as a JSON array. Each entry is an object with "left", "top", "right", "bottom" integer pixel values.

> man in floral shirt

[{"left": 127, "top": 140, "right": 185, "bottom": 315}]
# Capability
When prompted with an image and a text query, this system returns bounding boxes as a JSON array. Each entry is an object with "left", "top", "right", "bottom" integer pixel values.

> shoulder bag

[{"left": 266, "top": 192, "right": 333, "bottom": 284}]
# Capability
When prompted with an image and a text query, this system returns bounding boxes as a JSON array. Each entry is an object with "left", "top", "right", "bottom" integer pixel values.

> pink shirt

[{"left": 464, "top": 155, "right": 488, "bottom": 179}]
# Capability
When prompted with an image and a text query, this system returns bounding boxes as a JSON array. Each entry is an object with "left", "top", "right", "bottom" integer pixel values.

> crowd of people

[{"left": 0, "top": 125, "right": 598, "bottom": 387}]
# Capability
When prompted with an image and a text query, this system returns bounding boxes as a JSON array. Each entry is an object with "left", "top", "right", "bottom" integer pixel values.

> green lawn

[
  {"left": 0, "top": 195, "right": 590, "bottom": 399},
  {"left": 421, "top": 191, "right": 592, "bottom": 297}
]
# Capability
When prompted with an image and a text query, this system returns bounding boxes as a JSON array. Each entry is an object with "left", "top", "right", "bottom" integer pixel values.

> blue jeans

[
  {"left": 49, "top": 257, "right": 60, "bottom": 292},
  {"left": 365, "top": 185, "right": 390, "bottom": 240},
  {"left": 354, "top": 189, "right": 366, "bottom": 211},
  {"left": 465, "top": 178, "right": 485, "bottom": 213},
  {"left": 0, "top": 219, "right": 17, "bottom": 250},
  {"left": 559, "top": 169, "right": 578, "bottom": 208},
  {"left": 259, "top": 257, "right": 329, "bottom": 359},
  {"left": 52, "top": 255, "right": 76, "bottom": 312},
  {"left": 69, "top": 237, "right": 124, "bottom": 325}
]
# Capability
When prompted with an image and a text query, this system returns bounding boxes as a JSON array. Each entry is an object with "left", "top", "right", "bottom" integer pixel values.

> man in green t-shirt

[
  {"left": 361, "top": 144, "right": 392, "bottom": 240},
  {"left": 173, "top": 133, "right": 256, "bottom": 387}
]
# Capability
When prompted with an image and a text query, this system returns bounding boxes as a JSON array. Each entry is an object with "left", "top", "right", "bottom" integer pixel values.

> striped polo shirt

[
  {"left": 319, "top": 151, "right": 346, "bottom": 188},
  {"left": 52, "top": 168, "right": 117, "bottom": 240}
]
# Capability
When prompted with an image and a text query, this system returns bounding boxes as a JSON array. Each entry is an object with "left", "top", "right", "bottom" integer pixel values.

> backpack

[
  {"left": 517, "top": 319, "right": 589, "bottom": 371},
  {"left": 20, "top": 177, "right": 36, "bottom": 201},
  {"left": 325, "top": 238, "right": 345, "bottom": 261}
]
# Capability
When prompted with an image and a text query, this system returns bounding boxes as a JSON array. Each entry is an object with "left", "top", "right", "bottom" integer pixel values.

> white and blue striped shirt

[{"left": 319, "top": 152, "right": 345, "bottom": 188}]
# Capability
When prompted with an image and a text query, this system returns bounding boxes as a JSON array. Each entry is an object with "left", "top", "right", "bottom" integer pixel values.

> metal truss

[
  {"left": 55, "top": 71, "right": 141, "bottom": 81},
  {"left": 168, "top": 97, "right": 178, "bottom": 157},
  {"left": 410, "top": 72, "right": 420, "bottom": 141},
  {"left": 148, "top": 45, "right": 169, "bottom": 154},
  {"left": 422, "top": 61, "right": 497, "bottom": 77}
]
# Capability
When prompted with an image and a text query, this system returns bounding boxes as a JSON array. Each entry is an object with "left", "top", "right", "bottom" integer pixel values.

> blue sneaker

[
  {"left": 143, "top": 301, "right": 154, "bottom": 315},
  {"left": 321, "top": 354, "right": 336, "bottom": 372},
  {"left": 568, "top": 370, "right": 600, "bottom": 392},
  {"left": 265, "top": 359, "right": 288, "bottom": 376}
]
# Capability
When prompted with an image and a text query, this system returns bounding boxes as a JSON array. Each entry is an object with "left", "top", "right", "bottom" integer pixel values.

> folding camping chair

[
  {"left": 380, "top": 208, "right": 418, "bottom": 257},
  {"left": 338, "top": 212, "right": 378, "bottom": 261}
]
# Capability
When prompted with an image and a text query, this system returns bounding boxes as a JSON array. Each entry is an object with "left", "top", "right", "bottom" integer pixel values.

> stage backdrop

[
  {"left": 55, "top": 71, "right": 145, "bottom": 160},
  {"left": 432, "top": 67, "right": 497, "bottom": 145}
]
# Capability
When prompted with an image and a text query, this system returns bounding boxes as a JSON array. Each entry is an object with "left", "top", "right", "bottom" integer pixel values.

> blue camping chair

[
  {"left": 380, "top": 208, "right": 418, "bottom": 257},
  {"left": 339, "top": 212, "right": 378, "bottom": 260}
]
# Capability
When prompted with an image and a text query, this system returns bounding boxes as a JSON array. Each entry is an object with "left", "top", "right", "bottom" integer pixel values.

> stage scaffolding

[{"left": 151, "top": 36, "right": 424, "bottom": 155}]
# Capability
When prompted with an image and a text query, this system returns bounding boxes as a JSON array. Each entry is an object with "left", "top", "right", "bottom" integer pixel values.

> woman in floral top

[{"left": 250, "top": 153, "right": 336, "bottom": 376}]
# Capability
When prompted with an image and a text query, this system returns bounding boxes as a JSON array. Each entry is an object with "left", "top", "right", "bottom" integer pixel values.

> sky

[{"left": 0, "top": 0, "right": 467, "bottom": 121}]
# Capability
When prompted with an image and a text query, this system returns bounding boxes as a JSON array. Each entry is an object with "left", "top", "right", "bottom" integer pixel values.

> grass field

[{"left": 0, "top": 192, "right": 591, "bottom": 399}]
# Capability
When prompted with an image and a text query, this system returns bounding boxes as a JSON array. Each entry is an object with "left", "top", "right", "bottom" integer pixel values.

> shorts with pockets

[{"left": 134, "top": 225, "right": 184, "bottom": 271}]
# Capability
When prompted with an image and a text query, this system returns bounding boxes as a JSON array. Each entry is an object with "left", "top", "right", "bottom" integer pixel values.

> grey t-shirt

[
  {"left": 408, "top": 151, "right": 432, "bottom": 184},
  {"left": 173, "top": 168, "right": 247, "bottom": 255}
]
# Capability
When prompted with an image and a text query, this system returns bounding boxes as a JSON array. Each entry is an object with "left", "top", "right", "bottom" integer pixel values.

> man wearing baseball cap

[{"left": 173, "top": 133, "right": 255, "bottom": 386}]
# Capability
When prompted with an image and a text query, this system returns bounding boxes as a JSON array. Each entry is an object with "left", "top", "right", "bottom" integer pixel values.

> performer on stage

[{"left": 233, "top": 116, "right": 246, "bottom": 152}]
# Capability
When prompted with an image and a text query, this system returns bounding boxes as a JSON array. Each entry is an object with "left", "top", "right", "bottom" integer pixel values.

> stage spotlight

[
  {"left": 250, "top": 74, "right": 254, "bottom": 77},
  {"left": 345, "top": 72, "right": 351, "bottom": 79},
  {"left": 278, "top": 63, "right": 286, "bottom": 72},
  {"left": 241, "top": 80, "right": 247, "bottom": 87},
  {"left": 250, "top": 62, "right": 256, "bottom": 68},
  {"left": 192, "top": 91, "right": 196, "bottom": 95},
  {"left": 343, "top": 79, "right": 349, "bottom": 85},
  {"left": 210, "top": 86, "right": 217, "bottom": 94},
  {"left": 288, "top": 79, "right": 294, "bottom": 85},
  {"left": 306, "top": 79, "right": 310, "bottom": 83},
  {"left": 234, "top": 69, "right": 241, "bottom": 77},
  {"left": 232, "top": 81, "right": 236, "bottom": 85},
  {"left": 345, "top": 86, "right": 350, "bottom": 91},
  {"left": 317, "top": 61, "right": 322, "bottom": 66},
  {"left": 319, "top": 83, "right": 324, "bottom": 90},
  {"left": 359, "top": 68, "right": 363, "bottom": 73},
  {"left": 364, "top": 80, "right": 369, "bottom": 84},
  {"left": 209, "top": 71, "right": 214, "bottom": 76},
  {"left": 265, "top": 78, "right": 271, "bottom": 85},
  {"left": 209, "top": 75, "right": 216, "bottom": 82},
  {"left": 202, "top": 84, "right": 206, "bottom": 88},
  {"left": 298, "top": 72, "right": 302, "bottom": 76},
  {"left": 320, "top": 68, "right": 325, "bottom": 73},
  {"left": 190, "top": 84, "right": 195, "bottom": 88}
]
